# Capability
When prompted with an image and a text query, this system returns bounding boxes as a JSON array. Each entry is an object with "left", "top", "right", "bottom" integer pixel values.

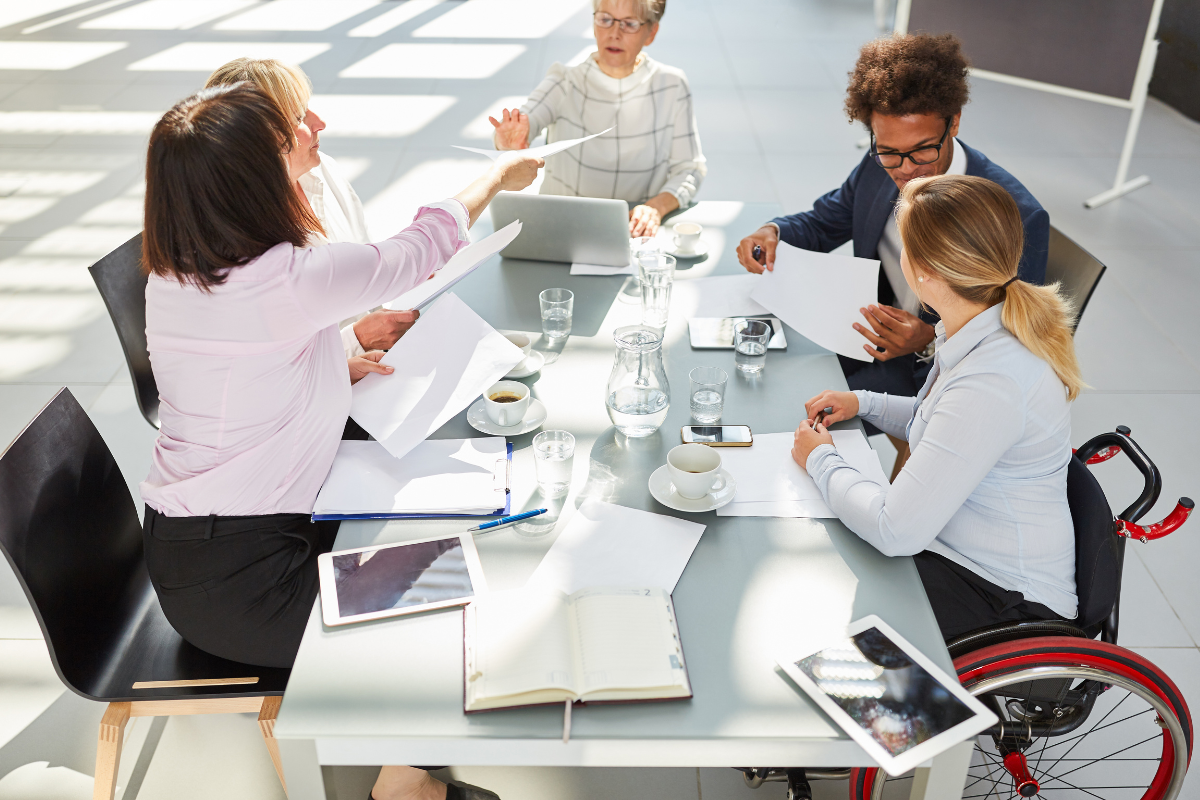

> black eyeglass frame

[
  {"left": 869, "top": 118, "right": 953, "bottom": 170},
  {"left": 593, "top": 11, "right": 648, "bottom": 33}
]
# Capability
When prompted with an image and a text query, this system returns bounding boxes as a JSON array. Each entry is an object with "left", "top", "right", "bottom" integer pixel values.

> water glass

[
  {"left": 689, "top": 366, "right": 728, "bottom": 423},
  {"left": 532, "top": 430, "right": 575, "bottom": 498},
  {"left": 539, "top": 288, "right": 573, "bottom": 339},
  {"left": 621, "top": 237, "right": 661, "bottom": 303},
  {"left": 734, "top": 319, "right": 771, "bottom": 373},
  {"left": 638, "top": 253, "right": 676, "bottom": 329}
]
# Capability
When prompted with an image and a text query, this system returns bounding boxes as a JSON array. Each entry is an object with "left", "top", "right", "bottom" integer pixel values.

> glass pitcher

[{"left": 606, "top": 325, "right": 671, "bottom": 438}]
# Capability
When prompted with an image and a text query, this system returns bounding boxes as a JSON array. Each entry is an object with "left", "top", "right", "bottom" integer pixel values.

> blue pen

[{"left": 468, "top": 508, "right": 548, "bottom": 532}]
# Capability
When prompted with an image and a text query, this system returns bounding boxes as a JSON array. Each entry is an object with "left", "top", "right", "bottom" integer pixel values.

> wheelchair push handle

[{"left": 1074, "top": 425, "right": 1162, "bottom": 523}]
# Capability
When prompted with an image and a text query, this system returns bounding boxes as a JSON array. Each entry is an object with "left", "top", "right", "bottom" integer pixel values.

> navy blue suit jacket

[{"left": 771, "top": 141, "right": 1049, "bottom": 319}]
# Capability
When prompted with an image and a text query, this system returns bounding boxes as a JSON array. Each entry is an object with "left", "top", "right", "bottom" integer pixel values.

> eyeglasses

[
  {"left": 869, "top": 118, "right": 952, "bottom": 169},
  {"left": 593, "top": 11, "right": 647, "bottom": 33}
]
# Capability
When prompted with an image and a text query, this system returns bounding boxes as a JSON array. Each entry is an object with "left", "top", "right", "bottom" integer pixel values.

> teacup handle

[{"left": 710, "top": 474, "right": 726, "bottom": 493}]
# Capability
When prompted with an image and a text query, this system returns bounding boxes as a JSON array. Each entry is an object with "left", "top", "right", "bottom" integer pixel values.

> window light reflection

[
  {"left": 0, "top": 199, "right": 58, "bottom": 224},
  {"left": 127, "top": 42, "right": 331, "bottom": 72},
  {"left": 0, "top": 171, "right": 108, "bottom": 196},
  {"left": 348, "top": 0, "right": 446, "bottom": 37},
  {"left": 340, "top": 43, "right": 526, "bottom": 80},
  {"left": 0, "top": 296, "right": 105, "bottom": 333},
  {"left": 0, "top": 336, "right": 73, "bottom": 380},
  {"left": 460, "top": 95, "right": 528, "bottom": 140},
  {"left": 0, "top": 42, "right": 128, "bottom": 71},
  {"left": 0, "top": 259, "right": 98, "bottom": 291},
  {"left": 311, "top": 95, "right": 456, "bottom": 137},
  {"left": 22, "top": 0, "right": 134, "bottom": 35},
  {"left": 24, "top": 226, "right": 142, "bottom": 257},
  {"left": 215, "top": 0, "right": 382, "bottom": 31},
  {"left": 364, "top": 159, "right": 486, "bottom": 241},
  {"left": 0, "top": 0, "right": 94, "bottom": 32},
  {"left": 412, "top": 0, "right": 590, "bottom": 39},
  {"left": 81, "top": 0, "right": 259, "bottom": 30},
  {"left": 0, "top": 112, "right": 158, "bottom": 135}
]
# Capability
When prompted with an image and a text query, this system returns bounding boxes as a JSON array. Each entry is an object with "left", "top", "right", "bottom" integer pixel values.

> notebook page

[
  {"left": 468, "top": 589, "right": 578, "bottom": 702},
  {"left": 571, "top": 588, "right": 676, "bottom": 694}
]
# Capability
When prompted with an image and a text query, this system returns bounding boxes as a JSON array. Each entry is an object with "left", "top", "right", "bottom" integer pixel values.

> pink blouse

[{"left": 141, "top": 201, "right": 469, "bottom": 518}]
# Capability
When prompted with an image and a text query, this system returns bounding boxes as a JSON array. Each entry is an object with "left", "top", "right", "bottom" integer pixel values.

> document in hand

[
  {"left": 526, "top": 499, "right": 706, "bottom": 595},
  {"left": 312, "top": 438, "right": 510, "bottom": 520},
  {"left": 748, "top": 242, "right": 880, "bottom": 362},
  {"left": 716, "top": 430, "right": 889, "bottom": 518},
  {"left": 671, "top": 273, "right": 769, "bottom": 319},
  {"left": 464, "top": 586, "right": 691, "bottom": 712},
  {"left": 350, "top": 293, "right": 526, "bottom": 461},
  {"left": 452, "top": 128, "right": 612, "bottom": 161},
  {"left": 384, "top": 220, "right": 522, "bottom": 311}
]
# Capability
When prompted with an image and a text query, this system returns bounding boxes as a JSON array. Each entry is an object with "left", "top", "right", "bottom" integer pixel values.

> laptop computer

[{"left": 489, "top": 193, "right": 630, "bottom": 266}]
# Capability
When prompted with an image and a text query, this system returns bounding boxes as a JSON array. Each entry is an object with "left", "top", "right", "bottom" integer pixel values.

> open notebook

[{"left": 464, "top": 587, "right": 691, "bottom": 713}]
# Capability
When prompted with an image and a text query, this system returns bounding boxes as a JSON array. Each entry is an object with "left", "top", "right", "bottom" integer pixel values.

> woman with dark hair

[{"left": 139, "top": 83, "right": 540, "bottom": 800}]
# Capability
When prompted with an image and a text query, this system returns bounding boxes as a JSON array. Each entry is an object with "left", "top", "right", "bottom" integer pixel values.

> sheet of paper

[
  {"left": 384, "top": 220, "right": 521, "bottom": 311},
  {"left": 526, "top": 499, "right": 706, "bottom": 595},
  {"left": 671, "top": 274, "right": 769, "bottom": 319},
  {"left": 716, "top": 430, "right": 889, "bottom": 518},
  {"left": 570, "top": 260, "right": 635, "bottom": 276},
  {"left": 313, "top": 438, "right": 507, "bottom": 516},
  {"left": 452, "top": 127, "right": 612, "bottom": 161},
  {"left": 749, "top": 242, "right": 880, "bottom": 362},
  {"left": 350, "top": 293, "right": 525, "bottom": 461}
]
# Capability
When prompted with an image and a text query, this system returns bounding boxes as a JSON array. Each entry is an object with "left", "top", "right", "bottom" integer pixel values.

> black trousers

[
  {"left": 913, "top": 551, "right": 1065, "bottom": 641},
  {"left": 143, "top": 506, "right": 340, "bottom": 668}
]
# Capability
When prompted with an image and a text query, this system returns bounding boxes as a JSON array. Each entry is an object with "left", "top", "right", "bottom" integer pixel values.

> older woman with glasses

[{"left": 490, "top": 0, "right": 705, "bottom": 237}]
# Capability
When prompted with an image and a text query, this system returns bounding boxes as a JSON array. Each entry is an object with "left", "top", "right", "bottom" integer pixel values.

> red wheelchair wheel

[{"left": 849, "top": 637, "right": 1192, "bottom": 800}]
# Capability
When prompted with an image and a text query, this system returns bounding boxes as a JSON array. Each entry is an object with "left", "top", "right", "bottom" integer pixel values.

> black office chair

[
  {"left": 1046, "top": 225, "right": 1106, "bottom": 334},
  {"left": 0, "top": 388, "right": 290, "bottom": 799},
  {"left": 88, "top": 233, "right": 159, "bottom": 429}
]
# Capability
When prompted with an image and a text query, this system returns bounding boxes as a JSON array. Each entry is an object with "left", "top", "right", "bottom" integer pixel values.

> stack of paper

[
  {"left": 716, "top": 430, "right": 890, "bottom": 518},
  {"left": 749, "top": 242, "right": 879, "bottom": 362},
  {"left": 385, "top": 220, "right": 522, "bottom": 311},
  {"left": 313, "top": 438, "right": 509, "bottom": 519},
  {"left": 527, "top": 499, "right": 706, "bottom": 594},
  {"left": 671, "top": 274, "right": 769, "bottom": 319},
  {"left": 350, "top": 292, "right": 526, "bottom": 461}
]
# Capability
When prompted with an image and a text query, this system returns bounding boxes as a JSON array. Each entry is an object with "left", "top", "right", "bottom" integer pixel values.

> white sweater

[{"left": 521, "top": 53, "right": 706, "bottom": 207}]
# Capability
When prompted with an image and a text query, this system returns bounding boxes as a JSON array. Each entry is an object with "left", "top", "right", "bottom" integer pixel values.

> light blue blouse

[{"left": 806, "top": 303, "right": 1077, "bottom": 618}]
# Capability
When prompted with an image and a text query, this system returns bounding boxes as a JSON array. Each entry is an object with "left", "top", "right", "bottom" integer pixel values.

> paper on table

[
  {"left": 716, "top": 430, "right": 889, "bottom": 518},
  {"left": 452, "top": 128, "right": 612, "bottom": 161},
  {"left": 350, "top": 293, "right": 526, "bottom": 461},
  {"left": 570, "top": 260, "right": 636, "bottom": 276},
  {"left": 313, "top": 438, "right": 507, "bottom": 517},
  {"left": 749, "top": 241, "right": 879, "bottom": 362},
  {"left": 671, "top": 274, "right": 768, "bottom": 319},
  {"left": 384, "top": 220, "right": 522, "bottom": 311},
  {"left": 526, "top": 499, "right": 706, "bottom": 595}
]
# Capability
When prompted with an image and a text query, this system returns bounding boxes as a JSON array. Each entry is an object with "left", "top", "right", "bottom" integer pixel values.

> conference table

[{"left": 273, "top": 201, "right": 973, "bottom": 799}]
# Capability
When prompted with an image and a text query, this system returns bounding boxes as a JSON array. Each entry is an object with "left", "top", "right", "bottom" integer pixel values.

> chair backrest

[
  {"left": 1046, "top": 226, "right": 1106, "bottom": 333},
  {"left": 1067, "top": 455, "right": 1120, "bottom": 631},
  {"left": 0, "top": 388, "right": 148, "bottom": 695},
  {"left": 88, "top": 233, "right": 158, "bottom": 428}
]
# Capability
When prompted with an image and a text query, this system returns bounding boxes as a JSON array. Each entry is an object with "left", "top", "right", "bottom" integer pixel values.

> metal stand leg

[
  {"left": 278, "top": 737, "right": 331, "bottom": 800},
  {"left": 908, "top": 741, "right": 973, "bottom": 800}
]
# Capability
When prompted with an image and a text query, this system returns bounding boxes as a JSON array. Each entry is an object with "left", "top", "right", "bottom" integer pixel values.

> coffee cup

[
  {"left": 666, "top": 443, "right": 726, "bottom": 500},
  {"left": 673, "top": 222, "right": 702, "bottom": 255},
  {"left": 484, "top": 380, "right": 530, "bottom": 427},
  {"left": 503, "top": 331, "right": 532, "bottom": 364}
]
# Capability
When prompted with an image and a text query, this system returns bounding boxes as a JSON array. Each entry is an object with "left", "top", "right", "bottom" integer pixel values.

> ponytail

[{"left": 897, "top": 174, "right": 1085, "bottom": 400}]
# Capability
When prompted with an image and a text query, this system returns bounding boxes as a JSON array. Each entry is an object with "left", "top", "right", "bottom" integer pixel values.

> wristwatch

[{"left": 916, "top": 339, "right": 937, "bottom": 363}]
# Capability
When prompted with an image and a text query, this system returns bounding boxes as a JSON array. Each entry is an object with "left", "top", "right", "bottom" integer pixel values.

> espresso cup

[
  {"left": 673, "top": 222, "right": 702, "bottom": 255},
  {"left": 484, "top": 380, "right": 530, "bottom": 427},
  {"left": 503, "top": 331, "right": 532, "bottom": 364},
  {"left": 666, "top": 443, "right": 726, "bottom": 500}
]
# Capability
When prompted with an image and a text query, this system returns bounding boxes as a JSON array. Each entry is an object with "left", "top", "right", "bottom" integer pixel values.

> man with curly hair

[{"left": 737, "top": 33, "right": 1048, "bottom": 474}]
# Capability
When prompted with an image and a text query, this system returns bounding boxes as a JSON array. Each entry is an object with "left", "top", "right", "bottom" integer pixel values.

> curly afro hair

[{"left": 845, "top": 33, "right": 970, "bottom": 128}]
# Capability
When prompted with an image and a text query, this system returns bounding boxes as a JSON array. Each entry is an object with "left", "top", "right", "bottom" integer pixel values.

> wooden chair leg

[
  {"left": 93, "top": 702, "right": 131, "bottom": 800},
  {"left": 258, "top": 696, "right": 287, "bottom": 795}
]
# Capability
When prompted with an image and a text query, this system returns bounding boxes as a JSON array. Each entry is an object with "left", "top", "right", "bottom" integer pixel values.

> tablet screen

[
  {"left": 793, "top": 627, "right": 975, "bottom": 756},
  {"left": 331, "top": 538, "right": 475, "bottom": 618}
]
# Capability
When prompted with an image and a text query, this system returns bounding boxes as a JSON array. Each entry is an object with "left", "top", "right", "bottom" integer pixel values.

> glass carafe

[{"left": 606, "top": 325, "right": 671, "bottom": 438}]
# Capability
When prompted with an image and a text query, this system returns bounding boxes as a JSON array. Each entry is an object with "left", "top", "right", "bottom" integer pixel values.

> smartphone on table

[{"left": 681, "top": 425, "right": 753, "bottom": 446}]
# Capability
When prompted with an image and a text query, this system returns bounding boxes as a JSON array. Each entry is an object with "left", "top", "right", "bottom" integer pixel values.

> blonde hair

[
  {"left": 897, "top": 174, "right": 1085, "bottom": 400},
  {"left": 204, "top": 58, "right": 312, "bottom": 123},
  {"left": 592, "top": 0, "right": 666, "bottom": 24}
]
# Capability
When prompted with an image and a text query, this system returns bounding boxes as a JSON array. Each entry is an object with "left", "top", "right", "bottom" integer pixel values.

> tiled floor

[{"left": 1, "top": 0, "right": 1199, "bottom": 798}]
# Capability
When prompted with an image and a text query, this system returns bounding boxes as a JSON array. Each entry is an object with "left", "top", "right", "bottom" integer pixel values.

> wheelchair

[{"left": 739, "top": 426, "right": 1195, "bottom": 800}]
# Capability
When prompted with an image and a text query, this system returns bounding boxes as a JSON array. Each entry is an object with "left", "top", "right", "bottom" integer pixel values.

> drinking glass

[
  {"left": 638, "top": 253, "right": 676, "bottom": 329},
  {"left": 689, "top": 366, "right": 728, "bottom": 423},
  {"left": 734, "top": 319, "right": 771, "bottom": 373},
  {"left": 621, "top": 236, "right": 660, "bottom": 303},
  {"left": 532, "top": 430, "right": 575, "bottom": 498},
  {"left": 539, "top": 288, "right": 573, "bottom": 339}
]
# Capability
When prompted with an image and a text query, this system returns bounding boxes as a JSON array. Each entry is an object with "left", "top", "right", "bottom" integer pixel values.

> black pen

[{"left": 752, "top": 244, "right": 764, "bottom": 264}]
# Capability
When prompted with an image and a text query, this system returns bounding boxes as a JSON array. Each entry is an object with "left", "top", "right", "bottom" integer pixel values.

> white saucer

[
  {"left": 504, "top": 350, "right": 545, "bottom": 379},
  {"left": 648, "top": 465, "right": 737, "bottom": 512},
  {"left": 663, "top": 240, "right": 709, "bottom": 259},
  {"left": 467, "top": 397, "right": 548, "bottom": 435}
]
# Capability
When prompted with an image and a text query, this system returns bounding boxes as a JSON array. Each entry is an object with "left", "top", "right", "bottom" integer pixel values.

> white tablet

[
  {"left": 317, "top": 533, "right": 486, "bottom": 627},
  {"left": 776, "top": 615, "right": 997, "bottom": 776}
]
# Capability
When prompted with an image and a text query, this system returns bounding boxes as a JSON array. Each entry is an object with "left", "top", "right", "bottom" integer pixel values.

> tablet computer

[
  {"left": 688, "top": 317, "right": 787, "bottom": 349},
  {"left": 776, "top": 615, "right": 996, "bottom": 776},
  {"left": 317, "top": 533, "right": 486, "bottom": 627}
]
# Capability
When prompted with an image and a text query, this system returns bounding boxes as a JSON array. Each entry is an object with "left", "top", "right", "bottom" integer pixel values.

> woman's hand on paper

[
  {"left": 348, "top": 350, "right": 393, "bottom": 385},
  {"left": 804, "top": 390, "right": 859, "bottom": 425},
  {"left": 792, "top": 419, "right": 833, "bottom": 469},
  {"left": 490, "top": 108, "right": 530, "bottom": 151},
  {"left": 352, "top": 309, "right": 419, "bottom": 352},
  {"left": 492, "top": 150, "right": 545, "bottom": 192},
  {"left": 737, "top": 225, "right": 779, "bottom": 273},
  {"left": 854, "top": 304, "right": 936, "bottom": 361}
]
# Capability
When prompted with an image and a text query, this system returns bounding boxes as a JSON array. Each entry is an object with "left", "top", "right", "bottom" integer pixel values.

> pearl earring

[{"left": 918, "top": 277, "right": 924, "bottom": 282}]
